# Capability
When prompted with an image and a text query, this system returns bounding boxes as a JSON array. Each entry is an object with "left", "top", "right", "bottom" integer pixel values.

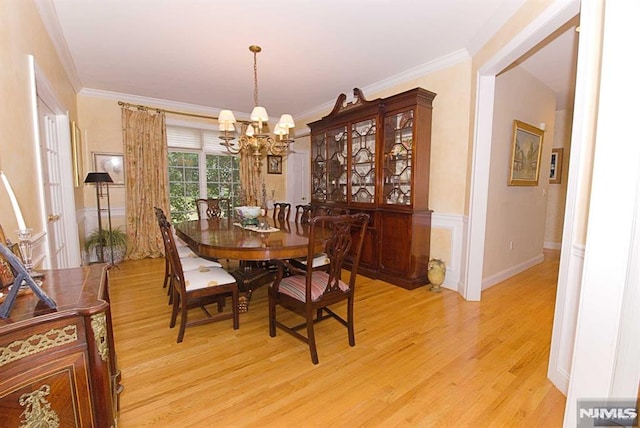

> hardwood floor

[{"left": 109, "top": 251, "right": 565, "bottom": 427}]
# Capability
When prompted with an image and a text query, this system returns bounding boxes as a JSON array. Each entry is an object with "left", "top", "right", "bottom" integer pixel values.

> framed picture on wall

[
  {"left": 267, "top": 155, "right": 282, "bottom": 174},
  {"left": 94, "top": 152, "right": 125, "bottom": 185},
  {"left": 549, "top": 148, "right": 563, "bottom": 184},
  {"left": 508, "top": 120, "right": 544, "bottom": 186}
]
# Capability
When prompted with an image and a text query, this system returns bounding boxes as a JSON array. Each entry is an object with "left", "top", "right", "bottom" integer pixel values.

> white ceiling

[{"left": 37, "top": 0, "right": 578, "bottom": 120}]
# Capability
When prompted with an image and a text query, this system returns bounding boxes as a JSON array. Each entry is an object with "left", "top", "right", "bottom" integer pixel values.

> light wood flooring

[{"left": 108, "top": 250, "right": 566, "bottom": 427}]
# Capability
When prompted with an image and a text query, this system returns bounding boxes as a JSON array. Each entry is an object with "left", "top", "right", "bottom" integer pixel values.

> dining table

[{"left": 174, "top": 217, "right": 326, "bottom": 310}]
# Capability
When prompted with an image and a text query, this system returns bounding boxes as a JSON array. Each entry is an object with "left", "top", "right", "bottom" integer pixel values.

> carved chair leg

[
  {"left": 347, "top": 297, "right": 355, "bottom": 346},
  {"left": 177, "top": 300, "right": 188, "bottom": 343},
  {"left": 231, "top": 289, "right": 240, "bottom": 330},
  {"left": 268, "top": 291, "right": 276, "bottom": 337},
  {"left": 307, "top": 310, "right": 319, "bottom": 365},
  {"left": 169, "top": 291, "right": 179, "bottom": 328}
]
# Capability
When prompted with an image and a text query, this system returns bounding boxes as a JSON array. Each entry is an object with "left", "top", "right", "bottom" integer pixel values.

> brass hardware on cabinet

[{"left": 47, "top": 214, "right": 60, "bottom": 222}]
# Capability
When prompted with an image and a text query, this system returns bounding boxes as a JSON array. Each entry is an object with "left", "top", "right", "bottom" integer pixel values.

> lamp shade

[
  {"left": 250, "top": 106, "right": 269, "bottom": 122},
  {"left": 278, "top": 114, "right": 295, "bottom": 129},
  {"left": 273, "top": 123, "right": 286, "bottom": 136},
  {"left": 84, "top": 172, "right": 113, "bottom": 184},
  {"left": 218, "top": 109, "right": 237, "bottom": 124}
]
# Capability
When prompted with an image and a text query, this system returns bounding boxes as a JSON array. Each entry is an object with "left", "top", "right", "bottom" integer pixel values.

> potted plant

[{"left": 84, "top": 228, "right": 128, "bottom": 264}]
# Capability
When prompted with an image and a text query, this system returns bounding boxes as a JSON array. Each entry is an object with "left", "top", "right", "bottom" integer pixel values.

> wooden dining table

[
  {"left": 174, "top": 217, "right": 326, "bottom": 309},
  {"left": 174, "top": 217, "right": 325, "bottom": 261}
]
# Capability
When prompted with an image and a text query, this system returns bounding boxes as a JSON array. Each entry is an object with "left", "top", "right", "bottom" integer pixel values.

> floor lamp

[{"left": 84, "top": 172, "right": 114, "bottom": 264}]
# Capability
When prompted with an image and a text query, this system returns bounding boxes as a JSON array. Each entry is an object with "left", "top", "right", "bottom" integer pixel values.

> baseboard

[
  {"left": 481, "top": 253, "right": 545, "bottom": 290},
  {"left": 544, "top": 241, "right": 562, "bottom": 250}
]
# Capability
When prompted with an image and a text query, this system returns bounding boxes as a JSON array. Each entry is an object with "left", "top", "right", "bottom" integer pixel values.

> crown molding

[
  {"left": 34, "top": 0, "right": 82, "bottom": 93},
  {"left": 295, "top": 49, "right": 471, "bottom": 121},
  {"left": 79, "top": 88, "right": 257, "bottom": 123},
  {"left": 81, "top": 48, "right": 470, "bottom": 136}
]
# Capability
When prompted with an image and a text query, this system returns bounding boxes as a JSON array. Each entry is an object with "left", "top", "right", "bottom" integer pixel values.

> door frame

[
  {"left": 464, "top": 0, "right": 581, "bottom": 300},
  {"left": 30, "top": 56, "right": 81, "bottom": 268}
]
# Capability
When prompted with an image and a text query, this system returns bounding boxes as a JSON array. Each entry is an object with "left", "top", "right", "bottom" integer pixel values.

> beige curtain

[{"left": 121, "top": 107, "right": 169, "bottom": 259}]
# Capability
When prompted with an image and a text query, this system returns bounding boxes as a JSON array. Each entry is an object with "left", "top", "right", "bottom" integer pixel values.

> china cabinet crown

[{"left": 308, "top": 87, "right": 436, "bottom": 288}]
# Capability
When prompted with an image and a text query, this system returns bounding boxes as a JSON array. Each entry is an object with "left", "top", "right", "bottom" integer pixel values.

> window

[{"left": 167, "top": 125, "right": 240, "bottom": 222}]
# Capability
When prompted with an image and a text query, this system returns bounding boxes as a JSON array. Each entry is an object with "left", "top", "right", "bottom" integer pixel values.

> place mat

[{"left": 233, "top": 223, "right": 280, "bottom": 233}]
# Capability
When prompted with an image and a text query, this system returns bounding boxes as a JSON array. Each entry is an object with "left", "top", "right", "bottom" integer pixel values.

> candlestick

[
  {"left": 16, "top": 229, "right": 33, "bottom": 274},
  {"left": 1, "top": 171, "right": 27, "bottom": 230}
]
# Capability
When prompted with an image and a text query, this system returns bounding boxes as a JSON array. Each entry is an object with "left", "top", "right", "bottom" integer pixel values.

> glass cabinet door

[
  {"left": 311, "top": 132, "right": 327, "bottom": 201},
  {"left": 382, "top": 110, "right": 413, "bottom": 205},
  {"left": 350, "top": 118, "right": 376, "bottom": 204},
  {"left": 326, "top": 126, "right": 348, "bottom": 202}
]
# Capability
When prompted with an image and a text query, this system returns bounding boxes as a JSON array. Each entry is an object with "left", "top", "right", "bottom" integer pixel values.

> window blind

[{"left": 167, "top": 125, "right": 229, "bottom": 155}]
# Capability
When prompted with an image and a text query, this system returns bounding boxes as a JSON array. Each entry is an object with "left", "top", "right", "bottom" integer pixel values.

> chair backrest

[
  {"left": 196, "top": 198, "right": 231, "bottom": 219},
  {"left": 157, "top": 216, "right": 187, "bottom": 299},
  {"left": 304, "top": 213, "right": 369, "bottom": 298},
  {"left": 295, "top": 204, "right": 313, "bottom": 224},
  {"left": 272, "top": 202, "right": 291, "bottom": 221},
  {"left": 154, "top": 206, "right": 167, "bottom": 223}
]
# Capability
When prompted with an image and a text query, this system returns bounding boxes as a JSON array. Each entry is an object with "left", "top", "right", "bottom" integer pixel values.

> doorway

[{"left": 31, "top": 56, "right": 81, "bottom": 268}]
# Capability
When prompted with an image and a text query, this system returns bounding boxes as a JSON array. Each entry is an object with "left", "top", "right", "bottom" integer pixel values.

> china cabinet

[
  {"left": 0, "top": 265, "right": 121, "bottom": 427},
  {"left": 309, "top": 87, "right": 436, "bottom": 288}
]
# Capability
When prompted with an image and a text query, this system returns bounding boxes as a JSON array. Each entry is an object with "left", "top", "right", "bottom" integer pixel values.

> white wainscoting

[
  {"left": 431, "top": 212, "right": 467, "bottom": 293},
  {"left": 82, "top": 207, "right": 126, "bottom": 236}
]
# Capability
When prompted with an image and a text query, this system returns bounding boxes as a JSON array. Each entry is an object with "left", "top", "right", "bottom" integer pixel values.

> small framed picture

[
  {"left": 267, "top": 155, "right": 282, "bottom": 174},
  {"left": 94, "top": 152, "right": 125, "bottom": 185},
  {"left": 549, "top": 148, "right": 563, "bottom": 184}
]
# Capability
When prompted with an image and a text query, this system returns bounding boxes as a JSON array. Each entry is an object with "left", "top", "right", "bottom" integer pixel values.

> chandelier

[{"left": 218, "top": 45, "right": 295, "bottom": 172}]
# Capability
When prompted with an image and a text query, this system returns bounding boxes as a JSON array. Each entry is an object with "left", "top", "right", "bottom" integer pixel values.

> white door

[
  {"left": 31, "top": 56, "right": 81, "bottom": 269},
  {"left": 286, "top": 149, "right": 310, "bottom": 207},
  {"left": 37, "top": 98, "right": 67, "bottom": 268}
]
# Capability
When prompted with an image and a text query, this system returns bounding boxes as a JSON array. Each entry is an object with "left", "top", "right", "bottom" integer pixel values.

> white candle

[{"left": 1, "top": 171, "right": 27, "bottom": 230}]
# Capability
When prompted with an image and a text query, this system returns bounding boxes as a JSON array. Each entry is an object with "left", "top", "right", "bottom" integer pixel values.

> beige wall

[
  {"left": 0, "top": 0, "right": 78, "bottom": 238},
  {"left": 483, "top": 66, "right": 556, "bottom": 279},
  {"left": 77, "top": 95, "right": 127, "bottom": 230}
]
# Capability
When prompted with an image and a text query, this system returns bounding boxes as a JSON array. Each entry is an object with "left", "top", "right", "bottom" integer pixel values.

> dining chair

[
  {"left": 154, "top": 207, "right": 222, "bottom": 295},
  {"left": 158, "top": 215, "right": 239, "bottom": 343},
  {"left": 295, "top": 204, "right": 313, "bottom": 224},
  {"left": 268, "top": 212, "right": 369, "bottom": 364},
  {"left": 196, "top": 198, "right": 231, "bottom": 220},
  {"left": 272, "top": 202, "right": 291, "bottom": 222}
]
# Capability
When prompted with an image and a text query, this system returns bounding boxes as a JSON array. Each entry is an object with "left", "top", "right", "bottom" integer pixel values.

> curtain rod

[
  {"left": 118, "top": 101, "right": 218, "bottom": 120},
  {"left": 118, "top": 101, "right": 252, "bottom": 125}
]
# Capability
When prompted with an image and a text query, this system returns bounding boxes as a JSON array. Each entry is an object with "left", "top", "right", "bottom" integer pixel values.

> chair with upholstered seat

[
  {"left": 196, "top": 198, "right": 231, "bottom": 220},
  {"left": 268, "top": 212, "right": 369, "bottom": 364},
  {"left": 154, "top": 207, "right": 223, "bottom": 296},
  {"left": 158, "top": 216, "right": 239, "bottom": 343},
  {"left": 272, "top": 202, "right": 291, "bottom": 222}
]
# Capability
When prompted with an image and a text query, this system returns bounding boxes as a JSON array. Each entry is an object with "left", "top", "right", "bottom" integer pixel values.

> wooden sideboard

[{"left": 0, "top": 264, "right": 121, "bottom": 427}]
